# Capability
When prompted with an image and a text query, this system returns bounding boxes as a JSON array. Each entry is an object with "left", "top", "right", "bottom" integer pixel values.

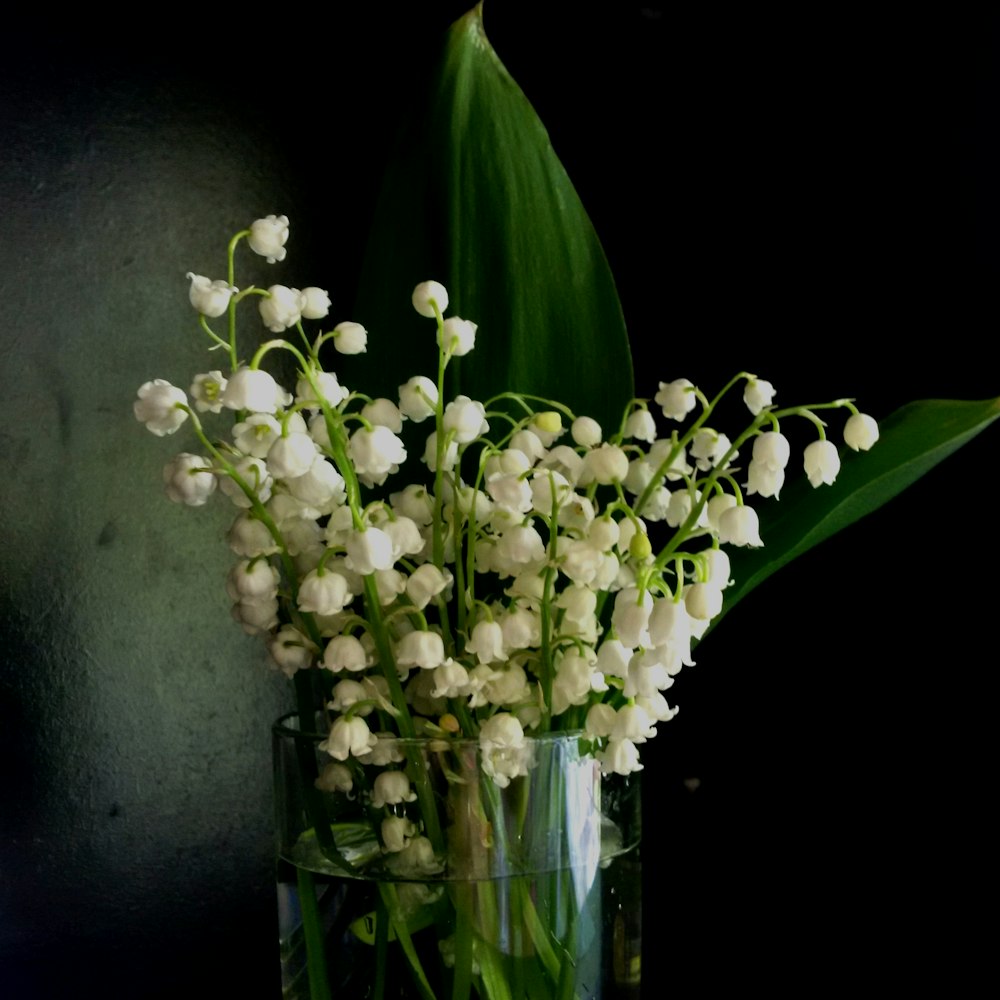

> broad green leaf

[
  {"left": 712, "top": 396, "right": 1000, "bottom": 631},
  {"left": 353, "top": 2, "right": 633, "bottom": 433}
]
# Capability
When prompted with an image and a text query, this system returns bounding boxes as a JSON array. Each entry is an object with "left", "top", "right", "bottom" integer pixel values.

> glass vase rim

[{"left": 272, "top": 710, "right": 586, "bottom": 748}]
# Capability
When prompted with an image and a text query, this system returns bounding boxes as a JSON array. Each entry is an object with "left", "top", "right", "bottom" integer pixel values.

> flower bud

[
  {"left": 438, "top": 317, "right": 477, "bottom": 356},
  {"left": 333, "top": 321, "right": 368, "bottom": 354},
  {"left": 803, "top": 439, "right": 841, "bottom": 487},
  {"left": 412, "top": 280, "right": 449, "bottom": 318},
  {"left": 300, "top": 287, "right": 331, "bottom": 320}
]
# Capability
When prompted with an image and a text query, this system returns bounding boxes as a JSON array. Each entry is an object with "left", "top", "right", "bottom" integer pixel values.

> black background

[{"left": 2, "top": 4, "right": 997, "bottom": 996}]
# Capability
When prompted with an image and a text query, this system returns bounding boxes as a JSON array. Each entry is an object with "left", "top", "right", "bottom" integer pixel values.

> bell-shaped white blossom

[
  {"left": 579, "top": 444, "right": 629, "bottom": 486},
  {"left": 479, "top": 714, "right": 531, "bottom": 788},
  {"left": 227, "top": 512, "right": 278, "bottom": 557},
  {"left": 411, "top": 280, "right": 449, "bottom": 318},
  {"left": 344, "top": 527, "right": 395, "bottom": 575},
  {"left": 438, "top": 317, "right": 477, "bottom": 356},
  {"left": 844, "top": 413, "right": 879, "bottom": 451},
  {"left": 465, "top": 620, "right": 506, "bottom": 665},
  {"left": 135, "top": 380, "right": 189, "bottom": 436},
  {"left": 222, "top": 368, "right": 291, "bottom": 414},
  {"left": 690, "top": 428, "right": 734, "bottom": 471},
  {"left": 396, "top": 630, "right": 446, "bottom": 670},
  {"left": 443, "top": 396, "right": 489, "bottom": 444},
  {"left": 381, "top": 815, "right": 418, "bottom": 853},
  {"left": 330, "top": 320, "right": 367, "bottom": 355},
  {"left": 314, "top": 761, "right": 354, "bottom": 795},
  {"left": 162, "top": 453, "right": 216, "bottom": 506},
  {"left": 268, "top": 625, "right": 313, "bottom": 677},
  {"left": 328, "top": 679, "right": 370, "bottom": 715},
  {"left": 612, "top": 587, "right": 654, "bottom": 649},
  {"left": 267, "top": 432, "right": 317, "bottom": 480},
  {"left": 247, "top": 214, "right": 289, "bottom": 263},
  {"left": 298, "top": 569, "right": 353, "bottom": 616},
  {"left": 321, "top": 715, "right": 378, "bottom": 761},
  {"left": 752, "top": 431, "right": 791, "bottom": 470},
  {"left": 655, "top": 378, "right": 697, "bottom": 421},
  {"left": 571, "top": 416, "right": 603, "bottom": 447},
  {"left": 743, "top": 377, "right": 776, "bottom": 415},
  {"left": 745, "top": 460, "right": 785, "bottom": 499},
  {"left": 398, "top": 376, "right": 438, "bottom": 422},
  {"left": 624, "top": 408, "right": 657, "bottom": 443},
  {"left": 259, "top": 285, "right": 307, "bottom": 333},
  {"left": 371, "top": 771, "right": 418, "bottom": 810},
  {"left": 285, "top": 458, "right": 346, "bottom": 511},
  {"left": 717, "top": 504, "right": 763, "bottom": 547},
  {"left": 405, "top": 564, "right": 452, "bottom": 610},
  {"left": 684, "top": 581, "right": 724, "bottom": 621},
  {"left": 231, "top": 595, "right": 278, "bottom": 635},
  {"left": 322, "top": 634, "right": 369, "bottom": 673},
  {"left": 597, "top": 737, "right": 643, "bottom": 776},
  {"left": 189, "top": 371, "right": 228, "bottom": 413},
  {"left": 300, "top": 287, "right": 331, "bottom": 320},
  {"left": 349, "top": 426, "right": 406, "bottom": 484},
  {"left": 219, "top": 456, "right": 273, "bottom": 508},
  {"left": 803, "top": 439, "right": 841, "bottom": 487},
  {"left": 226, "top": 558, "right": 279, "bottom": 600},
  {"left": 186, "top": 273, "right": 236, "bottom": 317}
]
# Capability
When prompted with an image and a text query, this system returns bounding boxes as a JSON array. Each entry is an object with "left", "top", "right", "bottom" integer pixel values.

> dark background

[{"left": 2, "top": 5, "right": 997, "bottom": 996}]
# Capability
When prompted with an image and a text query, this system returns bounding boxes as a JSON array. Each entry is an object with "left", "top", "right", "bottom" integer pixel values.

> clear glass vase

[{"left": 273, "top": 714, "right": 642, "bottom": 1000}]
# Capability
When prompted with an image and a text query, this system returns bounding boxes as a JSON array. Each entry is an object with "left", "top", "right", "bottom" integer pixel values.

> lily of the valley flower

[
  {"left": 247, "top": 214, "right": 289, "bottom": 263},
  {"left": 185, "top": 273, "right": 237, "bottom": 317},
  {"left": 803, "top": 439, "right": 841, "bottom": 487},
  {"left": 411, "top": 280, "right": 449, "bottom": 318},
  {"left": 259, "top": 285, "right": 307, "bottom": 333},
  {"left": 162, "top": 453, "right": 216, "bottom": 506},
  {"left": 222, "top": 368, "right": 291, "bottom": 414},
  {"left": 844, "top": 412, "right": 880, "bottom": 451},
  {"left": 134, "top": 380, "right": 188, "bottom": 436}
]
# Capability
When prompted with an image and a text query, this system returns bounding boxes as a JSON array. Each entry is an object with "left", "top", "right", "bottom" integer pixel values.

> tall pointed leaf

[
  {"left": 711, "top": 396, "right": 1000, "bottom": 631},
  {"left": 353, "top": 3, "right": 633, "bottom": 432}
]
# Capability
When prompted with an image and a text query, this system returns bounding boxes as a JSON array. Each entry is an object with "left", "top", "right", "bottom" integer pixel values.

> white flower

[
  {"left": 349, "top": 426, "right": 406, "bottom": 482},
  {"left": 624, "top": 408, "right": 657, "bottom": 443},
  {"left": 743, "top": 377, "right": 776, "bottom": 415},
  {"left": 412, "top": 280, "right": 449, "bottom": 318},
  {"left": 232, "top": 414, "right": 281, "bottom": 457},
  {"left": 344, "top": 527, "right": 395, "bottom": 575},
  {"left": 285, "top": 458, "right": 346, "bottom": 510},
  {"left": 745, "top": 460, "right": 785, "bottom": 499},
  {"left": 321, "top": 716, "right": 378, "bottom": 761},
  {"left": 227, "top": 512, "right": 278, "bottom": 557},
  {"left": 405, "top": 564, "right": 452, "bottom": 610},
  {"left": 222, "top": 368, "right": 291, "bottom": 414},
  {"left": 803, "top": 439, "right": 841, "bottom": 487},
  {"left": 189, "top": 371, "right": 228, "bottom": 414},
  {"left": 431, "top": 659, "right": 470, "bottom": 699},
  {"left": 684, "top": 581, "right": 724, "bottom": 621},
  {"left": 752, "top": 431, "right": 790, "bottom": 470},
  {"left": 443, "top": 396, "right": 488, "bottom": 444},
  {"left": 597, "top": 738, "right": 643, "bottom": 776},
  {"left": 162, "top": 453, "right": 216, "bottom": 505},
  {"left": 717, "top": 504, "right": 763, "bottom": 547},
  {"left": 332, "top": 321, "right": 368, "bottom": 354},
  {"left": 231, "top": 596, "right": 278, "bottom": 635},
  {"left": 314, "top": 762, "right": 353, "bottom": 795},
  {"left": 399, "top": 376, "right": 439, "bottom": 422},
  {"left": 226, "top": 558, "right": 279, "bottom": 600},
  {"left": 298, "top": 569, "right": 353, "bottom": 616},
  {"left": 382, "top": 815, "right": 418, "bottom": 853},
  {"left": 655, "top": 378, "right": 697, "bottom": 421},
  {"left": 571, "top": 416, "right": 603, "bottom": 447},
  {"left": 371, "top": 771, "right": 417, "bottom": 809},
  {"left": 268, "top": 625, "right": 313, "bottom": 677},
  {"left": 300, "top": 287, "right": 331, "bottom": 320},
  {"left": 580, "top": 444, "right": 629, "bottom": 485},
  {"left": 185, "top": 273, "right": 236, "bottom": 317},
  {"left": 134, "top": 380, "right": 188, "bottom": 436},
  {"left": 611, "top": 587, "right": 653, "bottom": 649},
  {"left": 247, "top": 214, "right": 289, "bottom": 263},
  {"left": 219, "top": 456, "right": 272, "bottom": 507},
  {"left": 396, "top": 630, "right": 446, "bottom": 669},
  {"left": 267, "top": 432, "right": 317, "bottom": 480},
  {"left": 844, "top": 413, "right": 879, "bottom": 451},
  {"left": 322, "top": 635, "right": 368, "bottom": 673},
  {"left": 298, "top": 371, "right": 350, "bottom": 410},
  {"left": 690, "top": 428, "right": 734, "bottom": 471},
  {"left": 361, "top": 398, "right": 403, "bottom": 432},
  {"left": 438, "top": 317, "right": 477, "bottom": 356},
  {"left": 259, "top": 285, "right": 307, "bottom": 333},
  {"left": 466, "top": 621, "right": 506, "bottom": 665},
  {"left": 479, "top": 714, "right": 531, "bottom": 788},
  {"left": 328, "top": 679, "right": 370, "bottom": 714}
]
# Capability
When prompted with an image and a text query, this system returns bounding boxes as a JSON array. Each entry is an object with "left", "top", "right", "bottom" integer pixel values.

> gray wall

[{"left": 2, "top": 7, "right": 997, "bottom": 996}]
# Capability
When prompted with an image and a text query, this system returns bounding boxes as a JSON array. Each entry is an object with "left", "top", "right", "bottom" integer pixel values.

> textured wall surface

[{"left": 1, "top": 7, "right": 997, "bottom": 997}]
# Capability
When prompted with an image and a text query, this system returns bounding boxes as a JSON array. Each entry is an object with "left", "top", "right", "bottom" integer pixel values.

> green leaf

[
  {"left": 713, "top": 396, "right": 1000, "bottom": 630},
  {"left": 354, "top": 3, "right": 633, "bottom": 434}
]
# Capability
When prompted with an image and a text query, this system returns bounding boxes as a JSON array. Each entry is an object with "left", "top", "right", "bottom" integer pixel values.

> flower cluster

[{"left": 136, "top": 218, "right": 878, "bottom": 858}]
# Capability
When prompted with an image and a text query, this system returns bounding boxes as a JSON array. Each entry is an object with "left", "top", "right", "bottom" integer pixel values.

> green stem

[{"left": 296, "top": 866, "right": 332, "bottom": 1000}]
